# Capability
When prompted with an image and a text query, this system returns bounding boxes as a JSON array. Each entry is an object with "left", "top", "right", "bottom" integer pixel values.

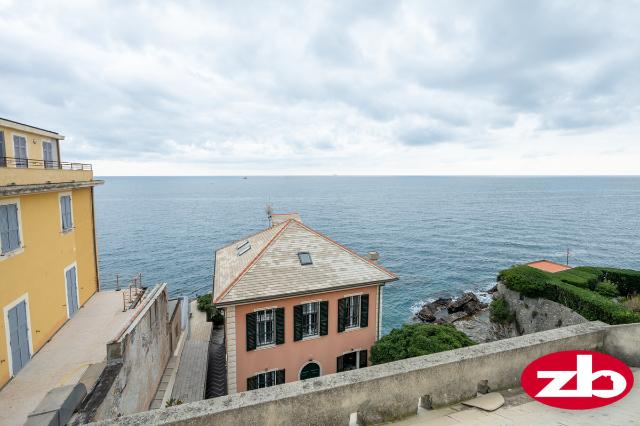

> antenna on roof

[{"left": 265, "top": 202, "right": 273, "bottom": 227}]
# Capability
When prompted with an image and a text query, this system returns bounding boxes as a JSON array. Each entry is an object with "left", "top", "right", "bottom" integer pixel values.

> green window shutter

[
  {"left": 247, "top": 375, "right": 258, "bottom": 391},
  {"left": 337, "top": 298, "right": 346, "bottom": 332},
  {"left": 293, "top": 305, "right": 303, "bottom": 341},
  {"left": 360, "top": 294, "right": 369, "bottom": 328},
  {"left": 319, "top": 301, "right": 329, "bottom": 336},
  {"left": 275, "top": 307, "right": 285, "bottom": 345},
  {"left": 276, "top": 369, "right": 285, "bottom": 385},
  {"left": 359, "top": 350, "right": 368, "bottom": 368},
  {"left": 246, "top": 312, "right": 257, "bottom": 351},
  {"left": 336, "top": 355, "right": 344, "bottom": 373}
]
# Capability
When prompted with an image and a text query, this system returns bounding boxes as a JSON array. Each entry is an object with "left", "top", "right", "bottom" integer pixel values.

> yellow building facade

[{"left": 0, "top": 118, "right": 103, "bottom": 387}]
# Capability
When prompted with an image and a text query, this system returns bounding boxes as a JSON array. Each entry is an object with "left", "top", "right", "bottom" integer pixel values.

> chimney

[{"left": 367, "top": 251, "right": 379, "bottom": 262}]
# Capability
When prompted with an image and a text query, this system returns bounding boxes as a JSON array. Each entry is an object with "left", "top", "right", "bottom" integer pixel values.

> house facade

[
  {"left": 213, "top": 213, "right": 397, "bottom": 394},
  {"left": 0, "top": 118, "right": 103, "bottom": 387}
]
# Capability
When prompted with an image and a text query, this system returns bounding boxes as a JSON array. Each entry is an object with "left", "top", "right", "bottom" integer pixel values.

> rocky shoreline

[{"left": 413, "top": 287, "right": 517, "bottom": 343}]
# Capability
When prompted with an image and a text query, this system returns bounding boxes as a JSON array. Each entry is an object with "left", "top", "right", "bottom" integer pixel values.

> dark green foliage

[
  {"left": 489, "top": 297, "right": 514, "bottom": 324},
  {"left": 371, "top": 323, "right": 475, "bottom": 365},
  {"left": 599, "top": 268, "right": 640, "bottom": 296},
  {"left": 197, "top": 293, "right": 224, "bottom": 325},
  {"left": 499, "top": 265, "right": 640, "bottom": 325},
  {"left": 497, "top": 266, "right": 548, "bottom": 297},
  {"left": 595, "top": 280, "right": 619, "bottom": 298}
]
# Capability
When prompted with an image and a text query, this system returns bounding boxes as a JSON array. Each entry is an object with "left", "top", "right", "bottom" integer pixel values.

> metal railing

[
  {"left": 0, "top": 156, "right": 92, "bottom": 171},
  {"left": 116, "top": 273, "right": 147, "bottom": 312}
]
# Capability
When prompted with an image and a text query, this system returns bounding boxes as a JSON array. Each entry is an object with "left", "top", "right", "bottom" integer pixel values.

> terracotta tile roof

[{"left": 213, "top": 219, "right": 397, "bottom": 305}]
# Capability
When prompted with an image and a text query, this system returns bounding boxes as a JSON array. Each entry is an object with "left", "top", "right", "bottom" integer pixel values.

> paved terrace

[
  {"left": 395, "top": 369, "right": 640, "bottom": 425},
  {"left": 0, "top": 291, "right": 135, "bottom": 426}
]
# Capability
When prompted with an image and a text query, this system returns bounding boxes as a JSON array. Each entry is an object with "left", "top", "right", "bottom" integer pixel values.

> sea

[{"left": 94, "top": 176, "right": 640, "bottom": 334}]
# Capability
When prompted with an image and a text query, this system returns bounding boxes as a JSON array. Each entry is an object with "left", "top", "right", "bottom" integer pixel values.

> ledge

[{"left": 0, "top": 180, "right": 104, "bottom": 196}]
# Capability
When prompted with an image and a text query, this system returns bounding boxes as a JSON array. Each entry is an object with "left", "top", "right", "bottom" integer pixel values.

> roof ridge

[
  {"left": 292, "top": 220, "right": 397, "bottom": 280},
  {"left": 213, "top": 219, "right": 294, "bottom": 304}
]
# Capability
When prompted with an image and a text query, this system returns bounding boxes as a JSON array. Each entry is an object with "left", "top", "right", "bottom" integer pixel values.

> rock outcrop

[{"left": 415, "top": 292, "right": 488, "bottom": 324}]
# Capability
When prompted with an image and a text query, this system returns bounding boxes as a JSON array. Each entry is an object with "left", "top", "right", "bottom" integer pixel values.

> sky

[{"left": 1, "top": 0, "right": 639, "bottom": 175}]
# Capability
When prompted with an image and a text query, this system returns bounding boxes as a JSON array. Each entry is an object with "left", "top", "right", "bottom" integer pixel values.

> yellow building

[{"left": 0, "top": 118, "right": 103, "bottom": 388}]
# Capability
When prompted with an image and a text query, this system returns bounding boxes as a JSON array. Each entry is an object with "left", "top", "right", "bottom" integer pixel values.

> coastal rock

[
  {"left": 447, "top": 292, "right": 487, "bottom": 315},
  {"left": 415, "top": 297, "right": 452, "bottom": 322}
]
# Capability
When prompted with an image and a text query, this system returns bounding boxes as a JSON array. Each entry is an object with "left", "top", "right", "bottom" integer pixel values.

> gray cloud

[{"left": 0, "top": 0, "right": 639, "bottom": 174}]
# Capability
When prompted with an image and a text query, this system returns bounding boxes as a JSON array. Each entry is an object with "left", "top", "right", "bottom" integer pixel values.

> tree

[{"left": 371, "top": 323, "right": 475, "bottom": 365}]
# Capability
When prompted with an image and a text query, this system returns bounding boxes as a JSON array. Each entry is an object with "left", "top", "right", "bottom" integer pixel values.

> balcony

[{"left": 0, "top": 156, "right": 94, "bottom": 186}]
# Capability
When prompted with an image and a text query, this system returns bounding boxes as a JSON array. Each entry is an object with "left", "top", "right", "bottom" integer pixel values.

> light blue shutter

[
  {"left": 16, "top": 302, "right": 30, "bottom": 366},
  {"left": 66, "top": 267, "right": 79, "bottom": 316},
  {"left": 7, "top": 204, "right": 20, "bottom": 250},
  {"left": 0, "top": 205, "right": 9, "bottom": 253},
  {"left": 8, "top": 306, "right": 22, "bottom": 372},
  {"left": 60, "top": 196, "right": 72, "bottom": 230},
  {"left": 66, "top": 197, "right": 73, "bottom": 229}
]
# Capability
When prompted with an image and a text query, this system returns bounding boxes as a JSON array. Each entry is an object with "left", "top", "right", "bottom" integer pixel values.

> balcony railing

[{"left": 0, "top": 156, "right": 92, "bottom": 171}]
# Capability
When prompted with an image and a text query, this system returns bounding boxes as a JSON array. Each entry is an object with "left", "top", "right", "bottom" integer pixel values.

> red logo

[{"left": 521, "top": 350, "right": 634, "bottom": 409}]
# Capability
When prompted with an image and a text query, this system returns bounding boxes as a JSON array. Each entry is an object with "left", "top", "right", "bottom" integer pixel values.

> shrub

[
  {"left": 197, "top": 293, "right": 213, "bottom": 312},
  {"left": 497, "top": 266, "right": 549, "bottom": 297},
  {"left": 599, "top": 268, "right": 640, "bottom": 296},
  {"left": 594, "top": 280, "right": 619, "bottom": 298},
  {"left": 197, "top": 293, "right": 224, "bottom": 326},
  {"left": 499, "top": 265, "right": 640, "bottom": 325},
  {"left": 371, "top": 323, "right": 475, "bottom": 365},
  {"left": 543, "top": 281, "right": 640, "bottom": 325},
  {"left": 489, "top": 297, "right": 514, "bottom": 324}
]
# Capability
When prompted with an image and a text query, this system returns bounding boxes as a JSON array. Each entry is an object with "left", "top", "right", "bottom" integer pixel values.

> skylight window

[
  {"left": 298, "top": 252, "right": 313, "bottom": 266},
  {"left": 237, "top": 241, "right": 251, "bottom": 256}
]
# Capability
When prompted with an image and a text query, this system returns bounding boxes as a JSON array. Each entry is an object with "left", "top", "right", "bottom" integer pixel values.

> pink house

[{"left": 213, "top": 213, "right": 397, "bottom": 393}]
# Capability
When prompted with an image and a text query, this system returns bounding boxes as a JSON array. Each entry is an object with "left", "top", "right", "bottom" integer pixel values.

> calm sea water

[{"left": 94, "top": 176, "right": 640, "bottom": 333}]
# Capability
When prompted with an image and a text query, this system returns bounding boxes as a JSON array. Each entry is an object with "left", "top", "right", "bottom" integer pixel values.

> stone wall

[
  {"left": 497, "top": 281, "right": 587, "bottom": 334},
  {"left": 89, "top": 284, "right": 171, "bottom": 421},
  {"left": 91, "top": 321, "right": 638, "bottom": 426}
]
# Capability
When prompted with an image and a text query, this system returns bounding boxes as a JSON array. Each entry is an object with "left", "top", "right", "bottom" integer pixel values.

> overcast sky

[{"left": 1, "top": 1, "right": 639, "bottom": 175}]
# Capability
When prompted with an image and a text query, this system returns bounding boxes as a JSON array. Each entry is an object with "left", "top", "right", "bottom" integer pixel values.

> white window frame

[
  {"left": 302, "top": 301, "right": 319, "bottom": 338},
  {"left": 253, "top": 369, "right": 278, "bottom": 389},
  {"left": 11, "top": 133, "right": 29, "bottom": 168},
  {"left": 3, "top": 293, "right": 34, "bottom": 377},
  {"left": 346, "top": 294, "right": 361, "bottom": 329},
  {"left": 58, "top": 192, "right": 74, "bottom": 233},
  {"left": 256, "top": 308, "right": 275, "bottom": 347},
  {"left": 0, "top": 198, "right": 25, "bottom": 260}
]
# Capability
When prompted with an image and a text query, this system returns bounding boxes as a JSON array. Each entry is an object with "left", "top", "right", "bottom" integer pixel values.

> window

[
  {"left": 256, "top": 309, "right": 275, "bottom": 346},
  {"left": 42, "top": 141, "right": 56, "bottom": 168},
  {"left": 247, "top": 369, "right": 285, "bottom": 390},
  {"left": 0, "top": 203, "right": 21, "bottom": 254},
  {"left": 298, "top": 251, "right": 312, "bottom": 265},
  {"left": 346, "top": 295, "right": 360, "bottom": 329},
  {"left": 337, "top": 350, "right": 368, "bottom": 373},
  {"left": 237, "top": 240, "right": 251, "bottom": 256},
  {"left": 13, "top": 135, "right": 28, "bottom": 168},
  {"left": 60, "top": 195, "right": 73, "bottom": 231},
  {"left": 299, "top": 362, "right": 321, "bottom": 380},
  {"left": 302, "top": 302, "right": 319, "bottom": 337}
]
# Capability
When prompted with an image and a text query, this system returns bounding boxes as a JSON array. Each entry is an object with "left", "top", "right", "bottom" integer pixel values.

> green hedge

[
  {"left": 600, "top": 268, "right": 640, "bottom": 296},
  {"left": 371, "top": 323, "right": 475, "bottom": 365},
  {"left": 499, "top": 265, "right": 640, "bottom": 325}
]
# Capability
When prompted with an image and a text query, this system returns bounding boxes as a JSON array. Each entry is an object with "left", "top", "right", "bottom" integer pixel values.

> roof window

[
  {"left": 298, "top": 251, "right": 313, "bottom": 266},
  {"left": 237, "top": 241, "right": 251, "bottom": 256}
]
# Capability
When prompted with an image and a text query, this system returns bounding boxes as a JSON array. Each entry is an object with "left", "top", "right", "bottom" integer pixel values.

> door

[
  {"left": 8, "top": 301, "right": 31, "bottom": 375},
  {"left": 42, "top": 141, "right": 54, "bottom": 168},
  {"left": 300, "top": 362, "right": 321, "bottom": 380},
  {"left": 13, "top": 136, "right": 27, "bottom": 168},
  {"left": 0, "top": 131, "right": 6, "bottom": 167},
  {"left": 66, "top": 267, "right": 79, "bottom": 317}
]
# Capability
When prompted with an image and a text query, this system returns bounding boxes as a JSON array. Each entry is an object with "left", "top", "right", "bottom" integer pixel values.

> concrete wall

[
  {"left": 94, "top": 321, "right": 637, "bottom": 426},
  {"left": 497, "top": 281, "right": 587, "bottom": 335},
  {"left": 168, "top": 299, "right": 183, "bottom": 353},
  {"left": 92, "top": 285, "right": 171, "bottom": 421},
  {"left": 0, "top": 187, "right": 99, "bottom": 387}
]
